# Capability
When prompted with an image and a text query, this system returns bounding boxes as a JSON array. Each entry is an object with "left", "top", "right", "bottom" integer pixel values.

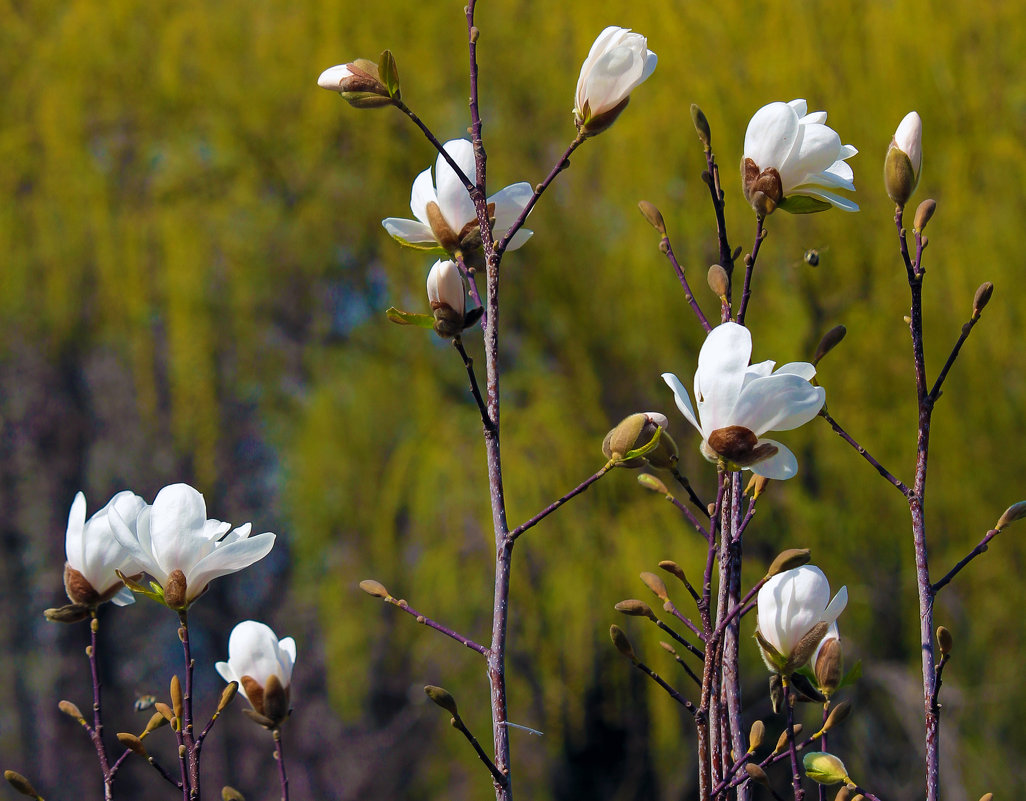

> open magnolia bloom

[
  {"left": 573, "top": 26, "right": 657, "bottom": 136},
  {"left": 756, "top": 565, "right": 847, "bottom": 674},
  {"left": 381, "top": 139, "right": 533, "bottom": 258},
  {"left": 64, "top": 491, "right": 147, "bottom": 607},
  {"left": 662, "top": 322, "right": 825, "bottom": 479},
  {"left": 110, "top": 483, "right": 275, "bottom": 609},
  {"left": 216, "top": 620, "right": 296, "bottom": 728},
  {"left": 742, "top": 99, "right": 858, "bottom": 215}
]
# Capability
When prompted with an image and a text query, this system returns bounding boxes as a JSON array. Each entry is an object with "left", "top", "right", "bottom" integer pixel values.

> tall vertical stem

[
  {"left": 179, "top": 612, "right": 199, "bottom": 799},
  {"left": 723, "top": 473, "right": 748, "bottom": 801},
  {"left": 88, "top": 614, "right": 114, "bottom": 801}
]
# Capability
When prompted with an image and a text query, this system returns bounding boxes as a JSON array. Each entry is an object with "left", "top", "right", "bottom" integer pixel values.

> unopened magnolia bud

[
  {"left": 968, "top": 282, "right": 994, "bottom": 321},
  {"left": 691, "top": 105, "right": 712, "bottom": 149},
  {"left": 638, "top": 201, "right": 666, "bottom": 235},
  {"left": 813, "top": 325, "right": 847, "bottom": 365},
  {"left": 748, "top": 720, "right": 765, "bottom": 752},
  {"left": 614, "top": 599, "right": 658, "bottom": 621},
  {"left": 154, "top": 702, "right": 176, "bottom": 724},
  {"left": 609, "top": 625, "right": 637, "bottom": 661},
  {"left": 803, "top": 751, "right": 850, "bottom": 785},
  {"left": 772, "top": 723, "right": 802, "bottom": 755},
  {"left": 745, "top": 764, "right": 770, "bottom": 786},
  {"left": 658, "top": 561, "right": 689, "bottom": 586},
  {"left": 58, "top": 700, "right": 84, "bottom": 722},
  {"left": 820, "top": 700, "right": 852, "bottom": 735},
  {"left": 317, "top": 58, "right": 395, "bottom": 108},
  {"left": 996, "top": 501, "right": 1026, "bottom": 531},
  {"left": 637, "top": 474, "right": 670, "bottom": 495},
  {"left": 603, "top": 413, "right": 668, "bottom": 467},
  {"left": 640, "top": 571, "right": 668, "bottom": 601},
  {"left": 766, "top": 548, "right": 811, "bottom": 577},
  {"left": 979, "top": 794, "right": 993, "bottom": 801},
  {"left": 424, "top": 685, "right": 460, "bottom": 717},
  {"left": 170, "top": 675, "right": 183, "bottom": 722},
  {"left": 222, "top": 787, "right": 246, "bottom": 801},
  {"left": 359, "top": 579, "right": 390, "bottom": 598},
  {"left": 141, "top": 712, "right": 168, "bottom": 737},
  {"left": 937, "top": 626, "right": 953, "bottom": 655},
  {"left": 117, "top": 732, "right": 148, "bottom": 757},
  {"left": 217, "top": 681, "right": 238, "bottom": 713},
  {"left": 707, "top": 264, "right": 729, "bottom": 299},
  {"left": 44, "top": 603, "right": 91, "bottom": 624},
  {"left": 815, "top": 638, "right": 843, "bottom": 695},
  {"left": 3, "top": 770, "right": 39, "bottom": 799},
  {"left": 426, "top": 260, "right": 467, "bottom": 338},
  {"left": 914, "top": 198, "right": 937, "bottom": 231}
]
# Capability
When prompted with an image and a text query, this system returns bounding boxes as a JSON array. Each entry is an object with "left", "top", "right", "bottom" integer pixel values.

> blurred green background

[{"left": 2, "top": 0, "right": 1025, "bottom": 798}]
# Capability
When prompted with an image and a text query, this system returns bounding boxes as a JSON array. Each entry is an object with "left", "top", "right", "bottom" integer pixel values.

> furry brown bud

[
  {"left": 615, "top": 600, "right": 658, "bottom": 621},
  {"left": 936, "top": 626, "right": 953, "bottom": 655},
  {"left": 609, "top": 625, "right": 637, "bottom": 662},
  {"left": 972, "top": 282, "right": 994, "bottom": 320},
  {"left": 359, "top": 579, "right": 390, "bottom": 599},
  {"left": 766, "top": 548, "right": 811, "bottom": 577},
  {"left": 707, "top": 264, "right": 729, "bottom": 299},
  {"left": 58, "top": 700, "right": 85, "bottom": 722},
  {"left": 813, "top": 325, "right": 847, "bottom": 365},
  {"left": 914, "top": 198, "right": 936, "bottom": 231},
  {"left": 638, "top": 201, "right": 666, "bottom": 235},
  {"left": 691, "top": 104, "right": 712, "bottom": 148},
  {"left": 639, "top": 572, "right": 668, "bottom": 601},
  {"left": 3, "top": 771, "right": 40, "bottom": 798}
]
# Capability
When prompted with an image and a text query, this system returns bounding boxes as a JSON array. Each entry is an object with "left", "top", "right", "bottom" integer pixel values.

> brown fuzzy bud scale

[
  {"left": 936, "top": 626, "right": 953, "bottom": 655},
  {"left": 707, "top": 264, "right": 730, "bottom": 299},
  {"left": 3, "top": 770, "right": 39, "bottom": 798},
  {"left": 638, "top": 201, "right": 666, "bottom": 235},
  {"left": 815, "top": 637, "right": 843, "bottom": 695},
  {"left": 58, "top": 700, "right": 85, "bottom": 722},
  {"left": 706, "top": 426, "right": 777, "bottom": 467},
  {"left": 748, "top": 719, "right": 765, "bottom": 752},
  {"left": 117, "top": 732, "right": 148, "bottom": 757},
  {"left": 767, "top": 548, "right": 811, "bottom": 577},
  {"left": 44, "top": 603, "right": 92, "bottom": 624},
  {"left": 163, "top": 570, "right": 188, "bottom": 609},
  {"left": 691, "top": 104, "right": 712, "bottom": 148},
  {"left": 262, "top": 674, "right": 290, "bottom": 727},
  {"left": 639, "top": 571, "right": 668, "bottom": 601},
  {"left": 914, "top": 198, "right": 936, "bottom": 231},
  {"left": 63, "top": 564, "right": 100, "bottom": 606},
  {"left": 813, "top": 325, "right": 847, "bottom": 365},
  {"left": 359, "top": 579, "right": 390, "bottom": 598},
  {"left": 972, "top": 282, "right": 994, "bottom": 319},
  {"left": 745, "top": 764, "right": 770, "bottom": 786}
]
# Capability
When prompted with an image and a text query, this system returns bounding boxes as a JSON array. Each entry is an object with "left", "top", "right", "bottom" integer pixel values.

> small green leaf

[
  {"left": 385, "top": 233, "right": 446, "bottom": 254},
  {"left": 378, "top": 50, "right": 401, "bottom": 100},
  {"left": 621, "top": 427, "right": 661, "bottom": 462},
  {"left": 386, "top": 307, "right": 435, "bottom": 328},
  {"left": 779, "top": 195, "right": 832, "bottom": 214},
  {"left": 838, "top": 658, "right": 862, "bottom": 689}
]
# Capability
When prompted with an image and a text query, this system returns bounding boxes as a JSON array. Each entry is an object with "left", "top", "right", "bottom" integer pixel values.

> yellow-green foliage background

[{"left": 3, "top": 0, "right": 1025, "bottom": 798}]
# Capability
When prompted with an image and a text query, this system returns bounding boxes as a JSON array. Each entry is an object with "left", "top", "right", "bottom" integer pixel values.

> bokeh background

[{"left": 2, "top": 0, "right": 1025, "bottom": 798}]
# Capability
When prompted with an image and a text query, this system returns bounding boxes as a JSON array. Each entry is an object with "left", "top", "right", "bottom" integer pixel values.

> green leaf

[
  {"left": 386, "top": 307, "right": 435, "bottom": 328},
  {"left": 779, "top": 194, "right": 832, "bottom": 214},
  {"left": 621, "top": 427, "right": 661, "bottom": 462},
  {"left": 838, "top": 658, "right": 862, "bottom": 689},
  {"left": 378, "top": 50, "right": 401, "bottom": 100},
  {"left": 385, "top": 233, "right": 446, "bottom": 254}
]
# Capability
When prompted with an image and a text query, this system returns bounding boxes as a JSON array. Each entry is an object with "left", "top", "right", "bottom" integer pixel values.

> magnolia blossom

[
  {"left": 381, "top": 139, "right": 533, "bottom": 255},
  {"left": 426, "top": 259, "right": 465, "bottom": 317},
  {"left": 216, "top": 620, "right": 296, "bottom": 726},
  {"left": 662, "top": 322, "right": 825, "bottom": 479},
  {"left": 757, "top": 566, "right": 847, "bottom": 669},
  {"left": 110, "top": 483, "right": 275, "bottom": 608},
  {"left": 885, "top": 111, "right": 923, "bottom": 206},
  {"left": 317, "top": 60, "right": 393, "bottom": 108},
  {"left": 64, "top": 491, "right": 147, "bottom": 607},
  {"left": 742, "top": 99, "right": 858, "bottom": 214},
  {"left": 574, "top": 26, "right": 657, "bottom": 135}
]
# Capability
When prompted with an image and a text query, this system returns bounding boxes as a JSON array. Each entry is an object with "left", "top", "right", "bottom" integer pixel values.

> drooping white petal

[
  {"left": 489, "top": 181, "right": 534, "bottom": 240},
  {"left": 749, "top": 440, "right": 799, "bottom": 480},
  {"left": 278, "top": 637, "right": 297, "bottom": 685},
  {"left": 661, "top": 372, "right": 701, "bottom": 433},
  {"left": 434, "top": 140, "right": 477, "bottom": 232},
  {"left": 215, "top": 660, "right": 236, "bottom": 684},
  {"left": 732, "top": 373, "right": 826, "bottom": 434},
  {"left": 184, "top": 532, "right": 276, "bottom": 601},
  {"left": 381, "top": 218, "right": 436, "bottom": 245}
]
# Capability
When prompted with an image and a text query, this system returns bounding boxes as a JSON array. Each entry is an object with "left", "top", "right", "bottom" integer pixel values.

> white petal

[
  {"left": 779, "top": 122, "right": 842, "bottom": 192},
  {"left": 773, "top": 362, "right": 817, "bottom": 381},
  {"left": 215, "top": 660, "right": 238, "bottom": 685},
  {"left": 792, "top": 187, "right": 860, "bottom": 212},
  {"left": 382, "top": 218, "right": 436, "bottom": 245},
  {"left": 694, "top": 323, "right": 751, "bottom": 433},
  {"left": 110, "top": 586, "right": 136, "bottom": 607},
  {"left": 226, "top": 620, "right": 288, "bottom": 688},
  {"left": 278, "top": 637, "right": 297, "bottom": 685},
  {"left": 489, "top": 182, "right": 534, "bottom": 238},
  {"left": 65, "top": 492, "right": 87, "bottom": 568},
  {"left": 317, "top": 64, "right": 353, "bottom": 91},
  {"left": 732, "top": 374, "right": 825, "bottom": 434},
  {"left": 409, "top": 166, "right": 437, "bottom": 225},
  {"left": 661, "top": 372, "right": 701, "bottom": 433},
  {"left": 787, "top": 99, "right": 808, "bottom": 117},
  {"left": 822, "top": 586, "right": 848, "bottom": 625},
  {"left": 109, "top": 504, "right": 163, "bottom": 583},
  {"left": 435, "top": 140, "right": 477, "bottom": 232},
  {"left": 149, "top": 484, "right": 209, "bottom": 577},
  {"left": 744, "top": 102, "right": 799, "bottom": 170},
  {"left": 749, "top": 440, "right": 799, "bottom": 480},
  {"left": 184, "top": 533, "right": 276, "bottom": 601},
  {"left": 504, "top": 228, "right": 533, "bottom": 251}
]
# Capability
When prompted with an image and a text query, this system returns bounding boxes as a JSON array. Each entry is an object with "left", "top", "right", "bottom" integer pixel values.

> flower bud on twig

[
  {"left": 748, "top": 720, "right": 765, "bottom": 752},
  {"left": 972, "top": 282, "right": 994, "bottom": 320},
  {"left": 640, "top": 571, "right": 668, "bottom": 601},
  {"left": 772, "top": 722, "right": 802, "bottom": 754},
  {"left": 637, "top": 474, "right": 670, "bottom": 495},
  {"left": 914, "top": 198, "right": 937, "bottom": 231},
  {"left": 691, "top": 104, "right": 712, "bottom": 149},
  {"left": 745, "top": 764, "right": 770, "bottom": 787},
  {"left": 614, "top": 600, "right": 658, "bottom": 621},
  {"left": 884, "top": 111, "right": 923, "bottom": 207},
  {"left": 117, "top": 732, "right": 148, "bottom": 757},
  {"left": 424, "top": 685, "right": 460, "bottom": 717},
  {"left": 936, "top": 626, "right": 953, "bottom": 655},
  {"left": 58, "top": 700, "right": 85, "bottom": 723},
  {"left": 609, "top": 625, "right": 638, "bottom": 662},
  {"left": 813, "top": 325, "right": 847, "bottom": 365},
  {"left": 803, "top": 751, "right": 852, "bottom": 785},
  {"left": 3, "top": 771, "right": 40, "bottom": 799},
  {"left": 359, "top": 579, "right": 391, "bottom": 599},
  {"left": 638, "top": 201, "right": 666, "bottom": 235},
  {"left": 707, "top": 264, "right": 729, "bottom": 300},
  {"left": 222, "top": 787, "right": 246, "bottom": 801},
  {"left": 996, "top": 501, "right": 1026, "bottom": 531}
]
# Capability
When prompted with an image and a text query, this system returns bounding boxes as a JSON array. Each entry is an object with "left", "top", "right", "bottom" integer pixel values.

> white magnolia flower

[
  {"left": 757, "top": 565, "right": 847, "bottom": 670},
  {"left": 885, "top": 111, "right": 923, "bottom": 206},
  {"left": 64, "top": 491, "right": 147, "bottom": 607},
  {"left": 381, "top": 139, "right": 533, "bottom": 255},
  {"left": 316, "top": 60, "right": 393, "bottom": 108},
  {"left": 110, "top": 483, "right": 275, "bottom": 609},
  {"left": 574, "top": 26, "right": 657, "bottom": 136},
  {"left": 216, "top": 620, "right": 295, "bottom": 727},
  {"left": 742, "top": 99, "right": 858, "bottom": 214},
  {"left": 662, "top": 322, "right": 825, "bottom": 479},
  {"left": 426, "top": 259, "right": 465, "bottom": 318}
]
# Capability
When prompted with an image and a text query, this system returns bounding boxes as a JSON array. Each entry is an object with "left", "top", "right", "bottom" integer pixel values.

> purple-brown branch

[
  {"left": 659, "top": 234, "right": 713, "bottom": 332},
  {"left": 932, "top": 527, "right": 1000, "bottom": 593},
  {"left": 384, "top": 595, "right": 488, "bottom": 655},
  {"left": 509, "top": 463, "right": 613, "bottom": 541},
  {"left": 819, "top": 409, "right": 910, "bottom": 496}
]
